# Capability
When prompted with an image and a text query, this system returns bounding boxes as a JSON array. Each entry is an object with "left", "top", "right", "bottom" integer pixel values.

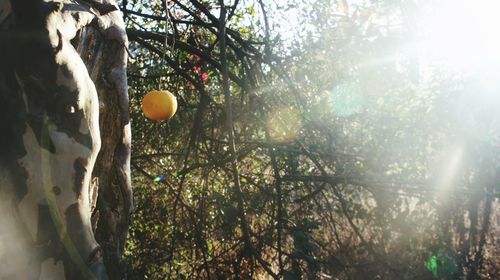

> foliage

[{"left": 119, "top": 0, "right": 500, "bottom": 279}]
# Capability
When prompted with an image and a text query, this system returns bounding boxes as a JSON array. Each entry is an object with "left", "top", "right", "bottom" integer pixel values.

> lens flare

[
  {"left": 266, "top": 107, "right": 302, "bottom": 143},
  {"left": 330, "top": 82, "right": 363, "bottom": 117},
  {"left": 425, "top": 253, "right": 459, "bottom": 278},
  {"left": 154, "top": 175, "right": 164, "bottom": 182},
  {"left": 432, "top": 144, "right": 464, "bottom": 200}
]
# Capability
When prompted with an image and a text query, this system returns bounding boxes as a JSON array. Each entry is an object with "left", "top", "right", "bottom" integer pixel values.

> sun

[{"left": 418, "top": 0, "right": 500, "bottom": 72}]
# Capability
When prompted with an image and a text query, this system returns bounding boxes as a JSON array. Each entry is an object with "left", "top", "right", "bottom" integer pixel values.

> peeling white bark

[{"left": 0, "top": 0, "right": 131, "bottom": 279}]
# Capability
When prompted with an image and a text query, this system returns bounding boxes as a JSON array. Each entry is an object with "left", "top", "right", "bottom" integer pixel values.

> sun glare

[
  {"left": 434, "top": 144, "right": 464, "bottom": 200},
  {"left": 418, "top": 0, "right": 500, "bottom": 72}
]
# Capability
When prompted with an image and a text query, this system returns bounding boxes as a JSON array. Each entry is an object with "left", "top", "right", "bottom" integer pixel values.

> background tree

[{"left": 121, "top": 0, "right": 499, "bottom": 279}]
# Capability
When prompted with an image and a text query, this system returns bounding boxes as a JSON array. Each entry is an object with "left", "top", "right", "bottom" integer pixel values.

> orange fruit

[{"left": 141, "top": 90, "right": 177, "bottom": 121}]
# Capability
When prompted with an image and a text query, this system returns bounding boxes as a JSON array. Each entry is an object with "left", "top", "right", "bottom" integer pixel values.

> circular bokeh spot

[
  {"left": 330, "top": 82, "right": 363, "bottom": 116},
  {"left": 266, "top": 107, "right": 302, "bottom": 143}
]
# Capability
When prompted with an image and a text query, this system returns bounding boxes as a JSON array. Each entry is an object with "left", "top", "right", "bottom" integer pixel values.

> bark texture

[
  {"left": 73, "top": 5, "right": 133, "bottom": 279},
  {"left": 0, "top": 0, "right": 131, "bottom": 279}
]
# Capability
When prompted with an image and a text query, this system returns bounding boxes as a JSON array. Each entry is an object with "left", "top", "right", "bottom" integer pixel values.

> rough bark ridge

[
  {"left": 0, "top": 0, "right": 131, "bottom": 279},
  {"left": 74, "top": 3, "right": 133, "bottom": 279},
  {"left": 74, "top": 1, "right": 133, "bottom": 278}
]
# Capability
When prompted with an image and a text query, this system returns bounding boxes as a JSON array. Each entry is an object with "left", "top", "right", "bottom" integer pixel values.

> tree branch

[{"left": 219, "top": 2, "right": 277, "bottom": 278}]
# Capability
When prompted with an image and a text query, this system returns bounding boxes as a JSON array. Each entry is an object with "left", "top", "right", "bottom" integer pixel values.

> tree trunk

[
  {"left": 75, "top": 11, "right": 133, "bottom": 280},
  {"left": 0, "top": 0, "right": 132, "bottom": 279}
]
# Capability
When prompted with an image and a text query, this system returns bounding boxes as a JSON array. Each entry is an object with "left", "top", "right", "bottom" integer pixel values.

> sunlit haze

[{"left": 418, "top": 0, "right": 500, "bottom": 72}]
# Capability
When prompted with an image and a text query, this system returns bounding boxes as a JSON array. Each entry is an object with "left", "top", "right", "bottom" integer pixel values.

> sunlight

[
  {"left": 434, "top": 144, "right": 464, "bottom": 199},
  {"left": 267, "top": 107, "right": 302, "bottom": 143},
  {"left": 418, "top": 0, "right": 500, "bottom": 72}
]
